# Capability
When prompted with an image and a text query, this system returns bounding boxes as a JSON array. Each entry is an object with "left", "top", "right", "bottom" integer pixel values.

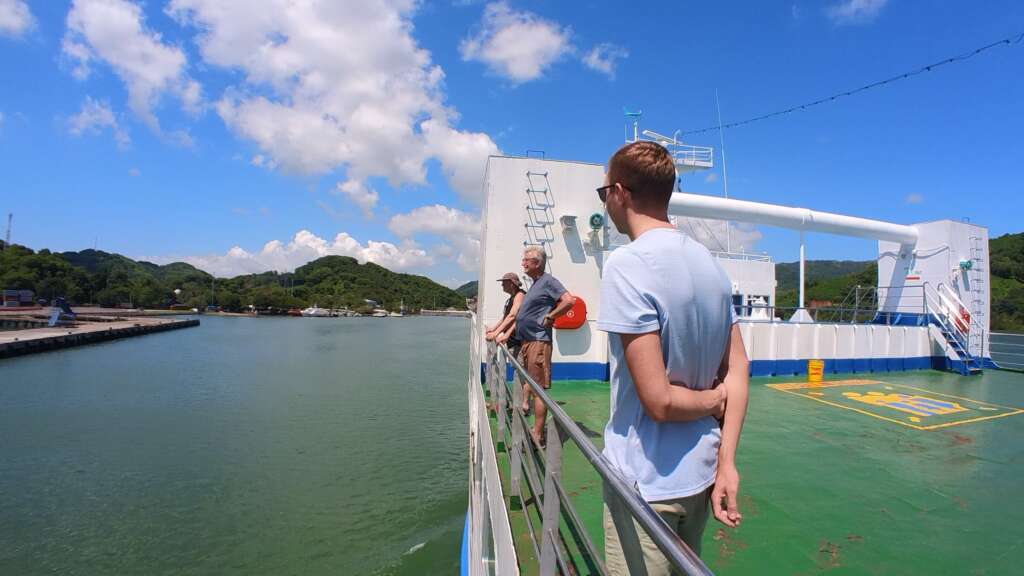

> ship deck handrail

[
  {"left": 990, "top": 332, "right": 1024, "bottom": 370},
  {"left": 491, "top": 341, "right": 714, "bottom": 576},
  {"left": 738, "top": 303, "right": 931, "bottom": 324}
]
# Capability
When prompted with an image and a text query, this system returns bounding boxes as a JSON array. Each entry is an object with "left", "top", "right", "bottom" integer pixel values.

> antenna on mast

[
  {"left": 715, "top": 89, "right": 732, "bottom": 253},
  {"left": 623, "top": 108, "right": 642, "bottom": 143}
]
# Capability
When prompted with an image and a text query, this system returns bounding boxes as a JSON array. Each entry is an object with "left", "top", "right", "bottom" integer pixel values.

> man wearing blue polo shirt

[
  {"left": 515, "top": 246, "right": 575, "bottom": 446},
  {"left": 596, "top": 141, "right": 750, "bottom": 574}
]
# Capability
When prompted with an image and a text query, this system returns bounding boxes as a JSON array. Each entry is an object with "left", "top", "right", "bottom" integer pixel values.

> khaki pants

[{"left": 603, "top": 484, "right": 711, "bottom": 576}]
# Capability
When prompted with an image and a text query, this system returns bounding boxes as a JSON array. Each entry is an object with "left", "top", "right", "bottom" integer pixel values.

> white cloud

[
  {"left": 128, "top": 167, "right": 140, "bottom": 176},
  {"left": 421, "top": 118, "right": 499, "bottom": 200},
  {"left": 62, "top": 0, "right": 201, "bottom": 130},
  {"left": 167, "top": 129, "right": 195, "bottom": 147},
  {"left": 334, "top": 179, "right": 379, "bottom": 218},
  {"left": 67, "top": 97, "right": 131, "bottom": 148},
  {"left": 250, "top": 154, "right": 276, "bottom": 169},
  {"left": 460, "top": 1, "right": 571, "bottom": 83},
  {"left": 389, "top": 204, "right": 479, "bottom": 238},
  {"left": 826, "top": 0, "right": 887, "bottom": 25},
  {"left": 148, "top": 229, "right": 433, "bottom": 278},
  {"left": 389, "top": 204, "right": 481, "bottom": 271},
  {"left": 673, "top": 217, "right": 763, "bottom": 254},
  {"left": 168, "top": 0, "right": 499, "bottom": 202},
  {"left": 905, "top": 193, "right": 924, "bottom": 205},
  {"left": 0, "top": 0, "right": 33, "bottom": 37},
  {"left": 582, "top": 43, "right": 628, "bottom": 79}
]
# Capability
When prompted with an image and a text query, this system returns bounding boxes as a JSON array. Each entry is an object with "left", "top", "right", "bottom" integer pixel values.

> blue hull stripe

[
  {"left": 478, "top": 356, "right": 991, "bottom": 382},
  {"left": 748, "top": 356, "right": 933, "bottom": 377},
  {"left": 460, "top": 510, "right": 469, "bottom": 576}
]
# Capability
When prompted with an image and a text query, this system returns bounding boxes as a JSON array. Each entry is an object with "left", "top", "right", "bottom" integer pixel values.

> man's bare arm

[
  {"left": 711, "top": 323, "right": 749, "bottom": 528},
  {"left": 620, "top": 331, "right": 727, "bottom": 422},
  {"left": 495, "top": 320, "right": 516, "bottom": 344},
  {"left": 491, "top": 293, "right": 524, "bottom": 337}
]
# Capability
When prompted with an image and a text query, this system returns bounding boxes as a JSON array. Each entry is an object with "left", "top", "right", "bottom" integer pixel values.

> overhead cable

[{"left": 683, "top": 31, "right": 1024, "bottom": 136}]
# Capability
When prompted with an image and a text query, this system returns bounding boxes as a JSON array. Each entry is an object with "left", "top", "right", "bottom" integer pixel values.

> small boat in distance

[
  {"left": 371, "top": 308, "right": 389, "bottom": 318},
  {"left": 301, "top": 305, "right": 331, "bottom": 317}
]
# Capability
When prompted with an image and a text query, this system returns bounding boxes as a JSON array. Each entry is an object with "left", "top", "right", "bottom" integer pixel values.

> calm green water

[{"left": 0, "top": 316, "right": 469, "bottom": 575}]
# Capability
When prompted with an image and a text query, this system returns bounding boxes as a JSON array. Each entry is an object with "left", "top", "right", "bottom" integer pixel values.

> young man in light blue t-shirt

[{"left": 596, "top": 141, "right": 750, "bottom": 574}]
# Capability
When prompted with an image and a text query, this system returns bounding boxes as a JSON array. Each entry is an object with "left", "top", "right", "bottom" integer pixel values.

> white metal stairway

[{"left": 926, "top": 283, "right": 983, "bottom": 375}]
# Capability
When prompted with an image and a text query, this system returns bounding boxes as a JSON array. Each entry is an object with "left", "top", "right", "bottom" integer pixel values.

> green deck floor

[{"left": 490, "top": 369, "right": 1024, "bottom": 575}]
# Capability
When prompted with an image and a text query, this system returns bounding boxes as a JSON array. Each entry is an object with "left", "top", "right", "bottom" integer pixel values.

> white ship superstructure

[{"left": 474, "top": 129, "right": 992, "bottom": 381}]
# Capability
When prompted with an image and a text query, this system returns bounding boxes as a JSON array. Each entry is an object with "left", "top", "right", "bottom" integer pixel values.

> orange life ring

[{"left": 553, "top": 297, "right": 587, "bottom": 330}]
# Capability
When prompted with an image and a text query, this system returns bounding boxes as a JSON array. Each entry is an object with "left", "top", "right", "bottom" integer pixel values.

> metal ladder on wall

[
  {"left": 524, "top": 171, "right": 555, "bottom": 258},
  {"left": 967, "top": 236, "right": 987, "bottom": 360}
]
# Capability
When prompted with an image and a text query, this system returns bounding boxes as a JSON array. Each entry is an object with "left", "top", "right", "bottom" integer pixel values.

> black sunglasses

[{"left": 596, "top": 184, "right": 615, "bottom": 202}]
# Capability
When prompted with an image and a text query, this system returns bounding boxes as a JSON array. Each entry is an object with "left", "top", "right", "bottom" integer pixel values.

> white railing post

[
  {"left": 496, "top": 348, "right": 507, "bottom": 440},
  {"left": 509, "top": 349, "right": 523, "bottom": 502},
  {"left": 538, "top": 418, "right": 565, "bottom": 576}
]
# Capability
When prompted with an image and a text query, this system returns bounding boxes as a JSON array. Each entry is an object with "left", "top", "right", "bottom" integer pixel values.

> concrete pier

[
  {"left": 419, "top": 309, "right": 472, "bottom": 317},
  {"left": 0, "top": 317, "right": 200, "bottom": 359}
]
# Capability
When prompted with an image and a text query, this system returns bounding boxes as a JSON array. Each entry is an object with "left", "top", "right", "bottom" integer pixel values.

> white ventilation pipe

[{"left": 668, "top": 193, "right": 919, "bottom": 244}]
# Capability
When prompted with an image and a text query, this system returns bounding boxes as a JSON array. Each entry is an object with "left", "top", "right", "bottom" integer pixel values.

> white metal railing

[
  {"left": 466, "top": 314, "right": 518, "bottom": 576},
  {"left": 709, "top": 250, "right": 772, "bottom": 262},
  {"left": 922, "top": 282, "right": 976, "bottom": 369},
  {"left": 935, "top": 282, "right": 985, "bottom": 358},
  {"left": 671, "top": 144, "right": 714, "bottom": 166},
  {"left": 930, "top": 283, "right": 973, "bottom": 345},
  {"left": 481, "top": 341, "right": 713, "bottom": 576},
  {"left": 990, "top": 332, "right": 1024, "bottom": 371},
  {"left": 639, "top": 129, "right": 714, "bottom": 168}
]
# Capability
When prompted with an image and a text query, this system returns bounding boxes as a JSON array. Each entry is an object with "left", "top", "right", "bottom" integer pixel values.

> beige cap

[{"left": 497, "top": 272, "right": 522, "bottom": 287}]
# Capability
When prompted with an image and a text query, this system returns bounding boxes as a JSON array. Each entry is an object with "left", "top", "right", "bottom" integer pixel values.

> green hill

[
  {"left": 774, "top": 261, "right": 876, "bottom": 313},
  {"left": 455, "top": 280, "right": 478, "bottom": 298},
  {"left": 775, "top": 260, "right": 873, "bottom": 293},
  {"left": 0, "top": 244, "right": 463, "bottom": 313},
  {"left": 990, "top": 232, "right": 1024, "bottom": 331}
]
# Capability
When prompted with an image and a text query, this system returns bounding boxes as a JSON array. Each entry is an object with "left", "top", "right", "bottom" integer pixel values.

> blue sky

[{"left": 1, "top": 0, "right": 1021, "bottom": 285}]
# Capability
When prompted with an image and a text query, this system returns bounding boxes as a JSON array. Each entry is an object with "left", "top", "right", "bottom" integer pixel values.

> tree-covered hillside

[
  {"left": 989, "top": 232, "right": 1024, "bottom": 331},
  {"left": 775, "top": 260, "right": 874, "bottom": 293},
  {"left": 774, "top": 260, "right": 876, "bottom": 312},
  {"left": 0, "top": 243, "right": 464, "bottom": 313},
  {"left": 455, "top": 280, "right": 478, "bottom": 298}
]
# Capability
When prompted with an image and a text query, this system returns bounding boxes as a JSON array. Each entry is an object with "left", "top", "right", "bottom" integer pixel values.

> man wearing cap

[
  {"left": 516, "top": 246, "right": 575, "bottom": 446},
  {"left": 486, "top": 272, "right": 526, "bottom": 360}
]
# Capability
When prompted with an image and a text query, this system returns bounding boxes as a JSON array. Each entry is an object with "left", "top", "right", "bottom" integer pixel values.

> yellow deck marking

[
  {"left": 767, "top": 379, "right": 1024, "bottom": 430},
  {"left": 770, "top": 379, "right": 878, "bottom": 391}
]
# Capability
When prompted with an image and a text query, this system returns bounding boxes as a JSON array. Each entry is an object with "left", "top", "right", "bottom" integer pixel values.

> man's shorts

[
  {"left": 603, "top": 484, "right": 712, "bottom": 575},
  {"left": 517, "top": 340, "right": 552, "bottom": 389}
]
